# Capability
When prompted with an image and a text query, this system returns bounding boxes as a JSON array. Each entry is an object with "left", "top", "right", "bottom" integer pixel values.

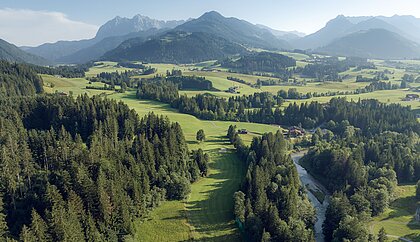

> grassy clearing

[
  {"left": 87, "top": 61, "right": 134, "bottom": 77},
  {"left": 128, "top": 201, "right": 191, "bottom": 242},
  {"left": 370, "top": 185, "right": 420, "bottom": 242},
  {"left": 42, "top": 74, "right": 114, "bottom": 96}
]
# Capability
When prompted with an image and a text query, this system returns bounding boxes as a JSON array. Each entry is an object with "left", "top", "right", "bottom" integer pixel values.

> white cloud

[{"left": 0, "top": 8, "right": 99, "bottom": 46}]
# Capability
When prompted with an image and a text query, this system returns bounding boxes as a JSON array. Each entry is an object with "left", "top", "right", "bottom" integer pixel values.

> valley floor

[
  {"left": 42, "top": 60, "right": 420, "bottom": 241},
  {"left": 43, "top": 75, "right": 281, "bottom": 241}
]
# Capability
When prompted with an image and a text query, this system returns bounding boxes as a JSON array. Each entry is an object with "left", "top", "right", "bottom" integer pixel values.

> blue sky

[{"left": 1, "top": 0, "right": 420, "bottom": 46}]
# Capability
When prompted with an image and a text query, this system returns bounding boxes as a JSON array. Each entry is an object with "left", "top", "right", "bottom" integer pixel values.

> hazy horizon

[{"left": 2, "top": 0, "right": 420, "bottom": 46}]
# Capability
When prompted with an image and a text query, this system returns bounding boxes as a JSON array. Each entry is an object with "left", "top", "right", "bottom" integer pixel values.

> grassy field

[{"left": 370, "top": 185, "right": 420, "bottom": 242}]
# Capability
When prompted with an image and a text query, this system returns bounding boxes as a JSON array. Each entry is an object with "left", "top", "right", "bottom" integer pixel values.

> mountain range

[
  {"left": 22, "top": 14, "right": 185, "bottom": 63},
  {"left": 174, "top": 11, "right": 291, "bottom": 50},
  {"left": 318, "top": 28, "right": 420, "bottom": 59},
  {"left": 2, "top": 12, "right": 420, "bottom": 65}
]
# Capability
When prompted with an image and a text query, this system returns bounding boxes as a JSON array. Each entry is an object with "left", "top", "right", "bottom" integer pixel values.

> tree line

[
  {"left": 30, "top": 63, "right": 92, "bottom": 78},
  {"left": 135, "top": 79, "right": 419, "bottom": 134}
]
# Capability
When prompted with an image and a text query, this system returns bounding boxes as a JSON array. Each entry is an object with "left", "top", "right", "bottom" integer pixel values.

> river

[{"left": 291, "top": 152, "right": 330, "bottom": 242}]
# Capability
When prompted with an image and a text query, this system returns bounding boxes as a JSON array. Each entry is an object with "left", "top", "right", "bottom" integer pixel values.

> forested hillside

[
  {"left": 220, "top": 52, "right": 296, "bottom": 74},
  {"left": 0, "top": 61, "right": 44, "bottom": 97},
  {"left": 103, "top": 31, "right": 248, "bottom": 63},
  {"left": 0, "top": 94, "right": 208, "bottom": 240},
  {"left": 0, "top": 39, "right": 49, "bottom": 66}
]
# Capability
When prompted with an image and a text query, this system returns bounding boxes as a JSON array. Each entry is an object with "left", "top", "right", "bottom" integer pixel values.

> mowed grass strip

[{"left": 186, "top": 145, "right": 245, "bottom": 241}]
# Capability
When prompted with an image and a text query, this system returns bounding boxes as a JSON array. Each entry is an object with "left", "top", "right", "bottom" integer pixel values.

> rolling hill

[
  {"left": 317, "top": 29, "right": 420, "bottom": 59},
  {"left": 0, "top": 38, "right": 50, "bottom": 65},
  {"left": 102, "top": 31, "right": 248, "bottom": 63},
  {"left": 175, "top": 11, "right": 291, "bottom": 50}
]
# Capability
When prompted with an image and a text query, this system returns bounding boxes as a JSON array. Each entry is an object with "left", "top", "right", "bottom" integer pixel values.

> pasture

[{"left": 370, "top": 185, "right": 420, "bottom": 242}]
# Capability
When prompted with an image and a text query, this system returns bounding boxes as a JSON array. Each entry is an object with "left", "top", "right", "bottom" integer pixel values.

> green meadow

[{"left": 370, "top": 185, "right": 420, "bottom": 242}]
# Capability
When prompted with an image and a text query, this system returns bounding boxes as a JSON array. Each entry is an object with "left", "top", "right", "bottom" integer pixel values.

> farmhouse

[
  {"left": 227, "top": 86, "right": 240, "bottom": 94},
  {"left": 238, "top": 129, "right": 248, "bottom": 134},
  {"left": 403, "top": 94, "right": 420, "bottom": 101},
  {"left": 288, "top": 126, "right": 305, "bottom": 137}
]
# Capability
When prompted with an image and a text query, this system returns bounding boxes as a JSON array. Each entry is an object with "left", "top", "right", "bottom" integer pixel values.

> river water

[{"left": 291, "top": 152, "right": 330, "bottom": 242}]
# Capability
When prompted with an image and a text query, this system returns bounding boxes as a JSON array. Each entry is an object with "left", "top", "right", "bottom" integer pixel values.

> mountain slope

[
  {"left": 24, "top": 14, "right": 185, "bottom": 63},
  {"left": 175, "top": 11, "right": 291, "bottom": 50},
  {"left": 102, "top": 31, "right": 248, "bottom": 63},
  {"left": 58, "top": 28, "right": 163, "bottom": 64},
  {"left": 317, "top": 29, "right": 420, "bottom": 59},
  {"left": 22, "top": 39, "right": 97, "bottom": 62},
  {"left": 0, "top": 39, "right": 50, "bottom": 65},
  {"left": 295, "top": 15, "right": 354, "bottom": 49},
  {"left": 296, "top": 15, "right": 420, "bottom": 50},
  {"left": 378, "top": 15, "right": 420, "bottom": 42}
]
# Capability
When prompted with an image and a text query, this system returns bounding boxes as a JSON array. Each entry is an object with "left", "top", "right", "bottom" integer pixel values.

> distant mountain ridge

[
  {"left": 256, "top": 24, "right": 306, "bottom": 41},
  {"left": 23, "top": 14, "right": 186, "bottom": 63},
  {"left": 317, "top": 28, "right": 420, "bottom": 59},
  {"left": 294, "top": 14, "right": 420, "bottom": 50},
  {"left": 95, "top": 15, "right": 185, "bottom": 39},
  {"left": 0, "top": 38, "right": 50, "bottom": 65},
  {"left": 58, "top": 28, "right": 164, "bottom": 64},
  {"left": 174, "top": 11, "right": 291, "bottom": 50}
]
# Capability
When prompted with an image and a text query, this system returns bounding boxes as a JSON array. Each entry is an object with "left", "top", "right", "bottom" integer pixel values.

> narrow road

[{"left": 291, "top": 152, "right": 330, "bottom": 242}]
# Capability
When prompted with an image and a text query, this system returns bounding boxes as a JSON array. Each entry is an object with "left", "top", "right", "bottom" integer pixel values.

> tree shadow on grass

[
  {"left": 381, "top": 196, "right": 417, "bottom": 221},
  {"left": 184, "top": 148, "right": 245, "bottom": 238},
  {"left": 182, "top": 232, "right": 242, "bottom": 242}
]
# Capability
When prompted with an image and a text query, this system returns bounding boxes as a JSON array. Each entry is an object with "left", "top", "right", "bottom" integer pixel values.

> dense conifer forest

[
  {"left": 220, "top": 52, "right": 296, "bottom": 74},
  {"left": 0, "top": 62, "right": 209, "bottom": 241},
  {"left": 228, "top": 127, "right": 316, "bottom": 241},
  {"left": 0, "top": 61, "right": 44, "bottom": 97}
]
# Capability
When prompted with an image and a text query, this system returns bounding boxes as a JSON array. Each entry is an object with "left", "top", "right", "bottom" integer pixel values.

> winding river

[{"left": 291, "top": 152, "right": 330, "bottom": 242}]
